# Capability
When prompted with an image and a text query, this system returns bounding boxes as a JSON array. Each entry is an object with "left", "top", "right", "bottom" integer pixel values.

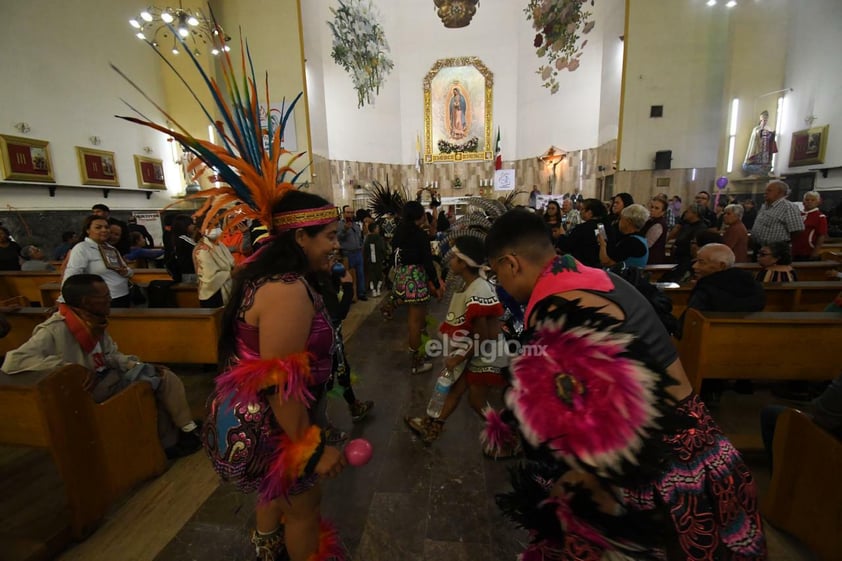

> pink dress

[{"left": 202, "top": 274, "right": 334, "bottom": 498}]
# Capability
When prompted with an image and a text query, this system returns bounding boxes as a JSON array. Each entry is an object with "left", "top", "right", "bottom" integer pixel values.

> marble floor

[{"left": 11, "top": 295, "right": 820, "bottom": 561}]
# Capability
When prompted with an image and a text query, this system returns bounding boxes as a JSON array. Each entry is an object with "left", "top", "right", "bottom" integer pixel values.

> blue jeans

[{"left": 346, "top": 250, "right": 366, "bottom": 298}]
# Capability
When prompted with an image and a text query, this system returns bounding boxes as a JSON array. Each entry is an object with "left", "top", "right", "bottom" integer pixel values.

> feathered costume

[
  {"left": 113, "top": 13, "right": 343, "bottom": 560},
  {"left": 486, "top": 256, "right": 767, "bottom": 561}
]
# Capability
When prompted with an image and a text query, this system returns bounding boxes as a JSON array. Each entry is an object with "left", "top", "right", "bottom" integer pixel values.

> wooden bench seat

[
  {"left": 0, "top": 269, "right": 172, "bottom": 306},
  {"left": 665, "top": 281, "right": 841, "bottom": 318},
  {"left": 645, "top": 260, "right": 839, "bottom": 282},
  {"left": 763, "top": 408, "right": 842, "bottom": 561},
  {"left": 0, "top": 307, "right": 222, "bottom": 364},
  {"left": 676, "top": 309, "right": 842, "bottom": 393},
  {"left": 39, "top": 281, "right": 200, "bottom": 308},
  {"left": 0, "top": 364, "right": 166, "bottom": 540}
]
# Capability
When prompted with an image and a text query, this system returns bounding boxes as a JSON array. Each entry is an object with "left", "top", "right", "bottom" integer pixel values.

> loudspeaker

[{"left": 654, "top": 150, "right": 672, "bottom": 170}]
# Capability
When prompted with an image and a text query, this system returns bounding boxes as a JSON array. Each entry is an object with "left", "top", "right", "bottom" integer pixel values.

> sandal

[{"left": 404, "top": 415, "right": 444, "bottom": 445}]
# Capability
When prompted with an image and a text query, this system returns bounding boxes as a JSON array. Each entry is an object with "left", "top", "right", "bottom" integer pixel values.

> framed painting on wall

[
  {"left": 77, "top": 147, "right": 119, "bottom": 186},
  {"left": 134, "top": 155, "right": 167, "bottom": 189},
  {"left": 789, "top": 125, "right": 829, "bottom": 167},
  {"left": 424, "top": 57, "right": 493, "bottom": 163},
  {"left": 0, "top": 134, "right": 55, "bottom": 182}
]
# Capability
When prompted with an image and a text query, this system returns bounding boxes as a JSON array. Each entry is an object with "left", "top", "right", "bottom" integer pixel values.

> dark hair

[
  {"left": 436, "top": 211, "right": 451, "bottom": 232},
  {"left": 82, "top": 214, "right": 109, "bottom": 236},
  {"left": 0, "top": 226, "right": 10, "bottom": 237},
  {"left": 62, "top": 274, "right": 105, "bottom": 306},
  {"left": 453, "top": 236, "right": 486, "bottom": 271},
  {"left": 171, "top": 214, "right": 193, "bottom": 237},
  {"left": 61, "top": 231, "right": 76, "bottom": 242},
  {"left": 581, "top": 198, "right": 608, "bottom": 219},
  {"left": 219, "top": 191, "right": 334, "bottom": 366},
  {"left": 367, "top": 221, "right": 379, "bottom": 234},
  {"left": 92, "top": 204, "right": 110, "bottom": 213},
  {"left": 342, "top": 205, "right": 351, "bottom": 213},
  {"left": 486, "top": 209, "right": 554, "bottom": 261},
  {"left": 765, "top": 241, "right": 793, "bottom": 265},
  {"left": 613, "top": 193, "right": 634, "bottom": 212},
  {"left": 403, "top": 200, "right": 424, "bottom": 222},
  {"left": 130, "top": 231, "right": 145, "bottom": 246},
  {"left": 697, "top": 190, "right": 710, "bottom": 198},
  {"left": 545, "top": 200, "right": 561, "bottom": 215},
  {"left": 355, "top": 209, "right": 370, "bottom": 222}
]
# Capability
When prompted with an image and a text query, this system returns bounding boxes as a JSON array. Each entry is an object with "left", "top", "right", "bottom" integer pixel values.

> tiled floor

[{"left": 149, "top": 297, "right": 818, "bottom": 561}]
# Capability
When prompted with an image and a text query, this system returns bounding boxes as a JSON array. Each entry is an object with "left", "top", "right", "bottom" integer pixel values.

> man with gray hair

[
  {"left": 792, "top": 190, "right": 828, "bottom": 260},
  {"left": 721, "top": 204, "right": 749, "bottom": 262},
  {"left": 685, "top": 243, "right": 765, "bottom": 316},
  {"left": 751, "top": 180, "right": 803, "bottom": 249}
]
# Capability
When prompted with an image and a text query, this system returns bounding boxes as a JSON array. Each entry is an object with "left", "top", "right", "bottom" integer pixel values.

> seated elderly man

[
  {"left": 2, "top": 273, "right": 201, "bottom": 458},
  {"left": 685, "top": 243, "right": 766, "bottom": 315}
]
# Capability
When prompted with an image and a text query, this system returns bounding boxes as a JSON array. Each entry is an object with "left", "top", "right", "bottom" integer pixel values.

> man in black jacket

[{"left": 685, "top": 243, "right": 766, "bottom": 314}]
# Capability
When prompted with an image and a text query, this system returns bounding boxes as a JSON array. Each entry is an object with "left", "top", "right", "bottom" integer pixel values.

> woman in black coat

[{"left": 556, "top": 198, "right": 608, "bottom": 268}]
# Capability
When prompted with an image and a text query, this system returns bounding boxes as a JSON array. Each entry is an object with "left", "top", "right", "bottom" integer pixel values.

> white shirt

[{"left": 63, "top": 237, "right": 133, "bottom": 299}]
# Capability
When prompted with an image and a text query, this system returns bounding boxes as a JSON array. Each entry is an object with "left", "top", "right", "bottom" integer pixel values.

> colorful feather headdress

[{"left": 111, "top": 9, "right": 335, "bottom": 233}]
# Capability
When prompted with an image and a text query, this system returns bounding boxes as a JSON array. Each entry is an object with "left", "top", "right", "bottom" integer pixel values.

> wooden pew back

[
  {"left": 0, "top": 270, "right": 172, "bottom": 305},
  {"left": 677, "top": 309, "right": 842, "bottom": 392},
  {"left": 0, "top": 307, "right": 222, "bottom": 364},
  {"left": 665, "top": 281, "right": 841, "bottom": 317},
  {"left": 763, "top": 408, "right": 842, "bottom": 561},
  {"left": 645, "top": 260, "right": 839, "bottom": 282},
  {"left": 0, "top": 365, "right": 166, "bottom": 538}
]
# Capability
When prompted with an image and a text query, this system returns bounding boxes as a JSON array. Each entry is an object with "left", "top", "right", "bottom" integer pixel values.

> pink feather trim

[
  {"left": 306, "top": 519, "right": 345, "bottom": 561},
  {"left": 480, "top": 406, "right": 515, "bottom": 458},
  {"left": 215, "top": 352, "right": 314, "bottom": 407},
  {"left": 544, "top": 495, "right": 610, "bottom": 549},
  {"left": 259, "top": 425, "right": 323, "bottom": 502}
]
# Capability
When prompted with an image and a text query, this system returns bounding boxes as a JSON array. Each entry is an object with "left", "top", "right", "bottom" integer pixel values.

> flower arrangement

[
  {"left": 525, "top": 0, "right": 595, "bottom": 94},
  {"left": 453, "top": 177, "right": 463, "bottom": 189},
  {"left": 438, "top": 136, "right": 479, "bottom": 154},
  {"left": 327, "top": 0, "right": 394, "bottom": 108}
]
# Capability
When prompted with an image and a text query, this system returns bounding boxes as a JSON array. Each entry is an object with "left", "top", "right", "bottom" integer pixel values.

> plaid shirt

[{"left": 751, "top": 198, "right": 804, "bottom": 246}]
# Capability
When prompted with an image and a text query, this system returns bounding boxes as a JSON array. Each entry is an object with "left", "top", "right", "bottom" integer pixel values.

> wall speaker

[{"left": 654, "top": 150, "right": 672, "bottom": 170}]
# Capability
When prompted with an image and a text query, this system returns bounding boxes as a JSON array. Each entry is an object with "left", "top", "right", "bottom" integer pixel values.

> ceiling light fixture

[
  {"left": 128, "top": 1, "right": 230, "bottom": 57},
  {"left": 725, "top": 0, "right": 737, "bottom": 7}
]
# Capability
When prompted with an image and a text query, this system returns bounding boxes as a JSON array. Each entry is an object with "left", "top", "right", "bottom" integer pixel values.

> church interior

[{"left": 1, "top": 0, "right": 841, "bottom": 560}]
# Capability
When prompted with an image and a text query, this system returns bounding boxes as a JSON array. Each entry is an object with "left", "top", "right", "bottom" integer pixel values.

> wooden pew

[
  {"left": 665, "top": 281, "right": 842, "bottom": 318},
  {"left": 644, "top": 260, "right": 840, "bottom": 282},
  {"left": 763, "top": 408, "right": 842, "bottom": 561},
  {"left": 0, "top": 364, "right": 166, "bottom": 539},
  {"left": 1, "top": 307, "right": 222, "bottom": 364},
  {"left": 676, "top": 309, "right": 842, "bottom": 393},
  {"left": 39, "top": 280, "right": 199, "bottom": 308},
  {"left": 0, "top": 269, "right": 172, "bottom": 305}
]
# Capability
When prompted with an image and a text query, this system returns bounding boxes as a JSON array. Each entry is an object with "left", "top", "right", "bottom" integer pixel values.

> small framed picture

[
  {"left": 789, "top": 125, "right": 830, "bottom": 167},
  {"left": 0, "top": 134, "right": 55, "bottom": 182},
  {"left": 134, "top": 155, "right": 167, "bottom": 189},
  {"left": 98, "top": 244, "right": 124, "bottom": 271},
  {"left": 77, "top": 146, "right": 120, "bottom": 186}
]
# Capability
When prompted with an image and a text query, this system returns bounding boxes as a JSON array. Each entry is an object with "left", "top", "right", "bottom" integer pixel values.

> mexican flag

[{"left": 494, "top": 127, "right": 502, "bottom": 170}]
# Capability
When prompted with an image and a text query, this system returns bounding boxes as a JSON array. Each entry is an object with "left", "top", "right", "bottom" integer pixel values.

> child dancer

[
  {"left": 404, "top": 236, "right": 507, "bottom": 452},
  {"left": 363, "top": 222, "right": 386, "bottom": 297}
]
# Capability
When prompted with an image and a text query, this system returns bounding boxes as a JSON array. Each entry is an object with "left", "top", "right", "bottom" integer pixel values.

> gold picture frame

[
  {"left": 0, "top": 134, "right": 55, "bottom": 182},
  {"left": 76, "top": 146, "right": 119, "bottom": 186},
  {"left": 134, "top": 155, "right": 167, "bottom": 189},
  {"left": 789, "top": 125, "right": 830, "bottom": 167},
  {"left": 424, "top": 57, "right": 494, "bottom": 163}
]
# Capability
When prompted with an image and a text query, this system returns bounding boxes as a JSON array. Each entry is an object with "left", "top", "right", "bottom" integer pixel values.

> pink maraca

[{"left": 344, "top": 438, "right": 373, "bottom": 467}]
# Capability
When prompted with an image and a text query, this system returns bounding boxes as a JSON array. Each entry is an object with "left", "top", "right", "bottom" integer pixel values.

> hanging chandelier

[
  {"left": 128, "top": 2, "right": 230, "bottom": 56},
  {"left": 433, "top": 0, "right": 480, "bottom": 28}
]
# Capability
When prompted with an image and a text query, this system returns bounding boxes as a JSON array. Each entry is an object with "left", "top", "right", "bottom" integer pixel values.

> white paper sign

[
  {"left": 132, "top": 212, "right": 164, "bottom": 247},
  {"left": 494, "top": 169, "right": 515, "bottom": 191},
  {"left": 259, "top": 103, "right": 298, "bottom": 152}
]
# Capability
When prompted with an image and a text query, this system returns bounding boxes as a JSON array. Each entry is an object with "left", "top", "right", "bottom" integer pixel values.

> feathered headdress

[{"left": 111, "top": 9, "right": 335, "bottom": 234}]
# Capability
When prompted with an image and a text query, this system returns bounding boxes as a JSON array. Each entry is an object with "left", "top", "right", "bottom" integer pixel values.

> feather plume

[
  {"left": 112, "top": 14, "right": 305, "bottom": 232},
  {"left": 214, "top": 353, "right": 314, "bottom": 407},
  {"left": 366, "top": 178, "right": 407, "bottom": 218},
  {"left": 259, "top": 425, "right": 322, "bottom": 502}
]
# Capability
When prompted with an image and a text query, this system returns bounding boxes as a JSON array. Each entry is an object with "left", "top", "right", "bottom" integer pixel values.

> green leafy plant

[
  {"left": 327, "top": 0, "right": 395, "bottom": 108},
  {"left": 525, "top": 0, "right": 595, "bottom": 94},
  {"left": 438, "top": 137, "right": 479, "bottom": 154}
]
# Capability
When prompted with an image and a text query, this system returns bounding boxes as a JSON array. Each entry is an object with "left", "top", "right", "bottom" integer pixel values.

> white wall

[
  {"left": 0, "top": 0, "right": 180, "bottom": 210},
  {"left": 619, "top": 0, "right": 729, "bottom": 171},
  {"left": 778, "top": 0, "right": 842, "bottom": 188},
  {"left": 302, "top": 0, "right": 622, "bottom": 167}
]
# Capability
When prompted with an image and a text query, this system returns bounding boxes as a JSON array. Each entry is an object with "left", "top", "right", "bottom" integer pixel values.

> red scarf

[
  {"left": 524, "top": 255, "right": 615, "bottom": 321},
  {"left": 58, "top": 303, "right": 108, "bottom": 370}
]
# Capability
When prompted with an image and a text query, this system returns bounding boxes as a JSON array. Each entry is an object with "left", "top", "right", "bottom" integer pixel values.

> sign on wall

[{"left": 494, "top": 169, "right": 515, "bottom": 191}]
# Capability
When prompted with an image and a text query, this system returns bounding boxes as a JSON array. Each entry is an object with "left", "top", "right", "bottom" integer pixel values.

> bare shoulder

[{"left": 246, "top": 277, "right": 314, "bottom": 322}]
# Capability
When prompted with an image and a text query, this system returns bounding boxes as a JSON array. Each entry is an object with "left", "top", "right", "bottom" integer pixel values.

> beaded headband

[{"left": 271, "top": 205, "right": 338, "bottom": 232}]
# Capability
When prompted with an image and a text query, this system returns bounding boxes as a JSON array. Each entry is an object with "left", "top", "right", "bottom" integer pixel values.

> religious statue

[
  {"left": 447, "top": 86, "right": 469, "bottom": 140},
  {"left": 742, "top": 110, "right": 777, "bottom": 176}
]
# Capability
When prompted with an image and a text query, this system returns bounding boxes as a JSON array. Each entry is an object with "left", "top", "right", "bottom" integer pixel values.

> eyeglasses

[{"left": 491, "top": 253, "right": 516, "bottom": 275}]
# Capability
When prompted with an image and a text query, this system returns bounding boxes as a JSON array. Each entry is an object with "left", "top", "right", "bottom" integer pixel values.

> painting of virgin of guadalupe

[{"left": 424, "top": 57, "right": 493, "bottom": 163}]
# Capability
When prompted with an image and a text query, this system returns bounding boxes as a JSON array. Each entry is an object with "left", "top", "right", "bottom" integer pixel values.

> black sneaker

[{"left": 165, "top": 429, "right": 203, "bottom": 459}]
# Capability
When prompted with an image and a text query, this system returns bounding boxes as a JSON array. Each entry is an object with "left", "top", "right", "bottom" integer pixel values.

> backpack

[{"left": 607, "top": 263, "right": 679, "bottom": 336}]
